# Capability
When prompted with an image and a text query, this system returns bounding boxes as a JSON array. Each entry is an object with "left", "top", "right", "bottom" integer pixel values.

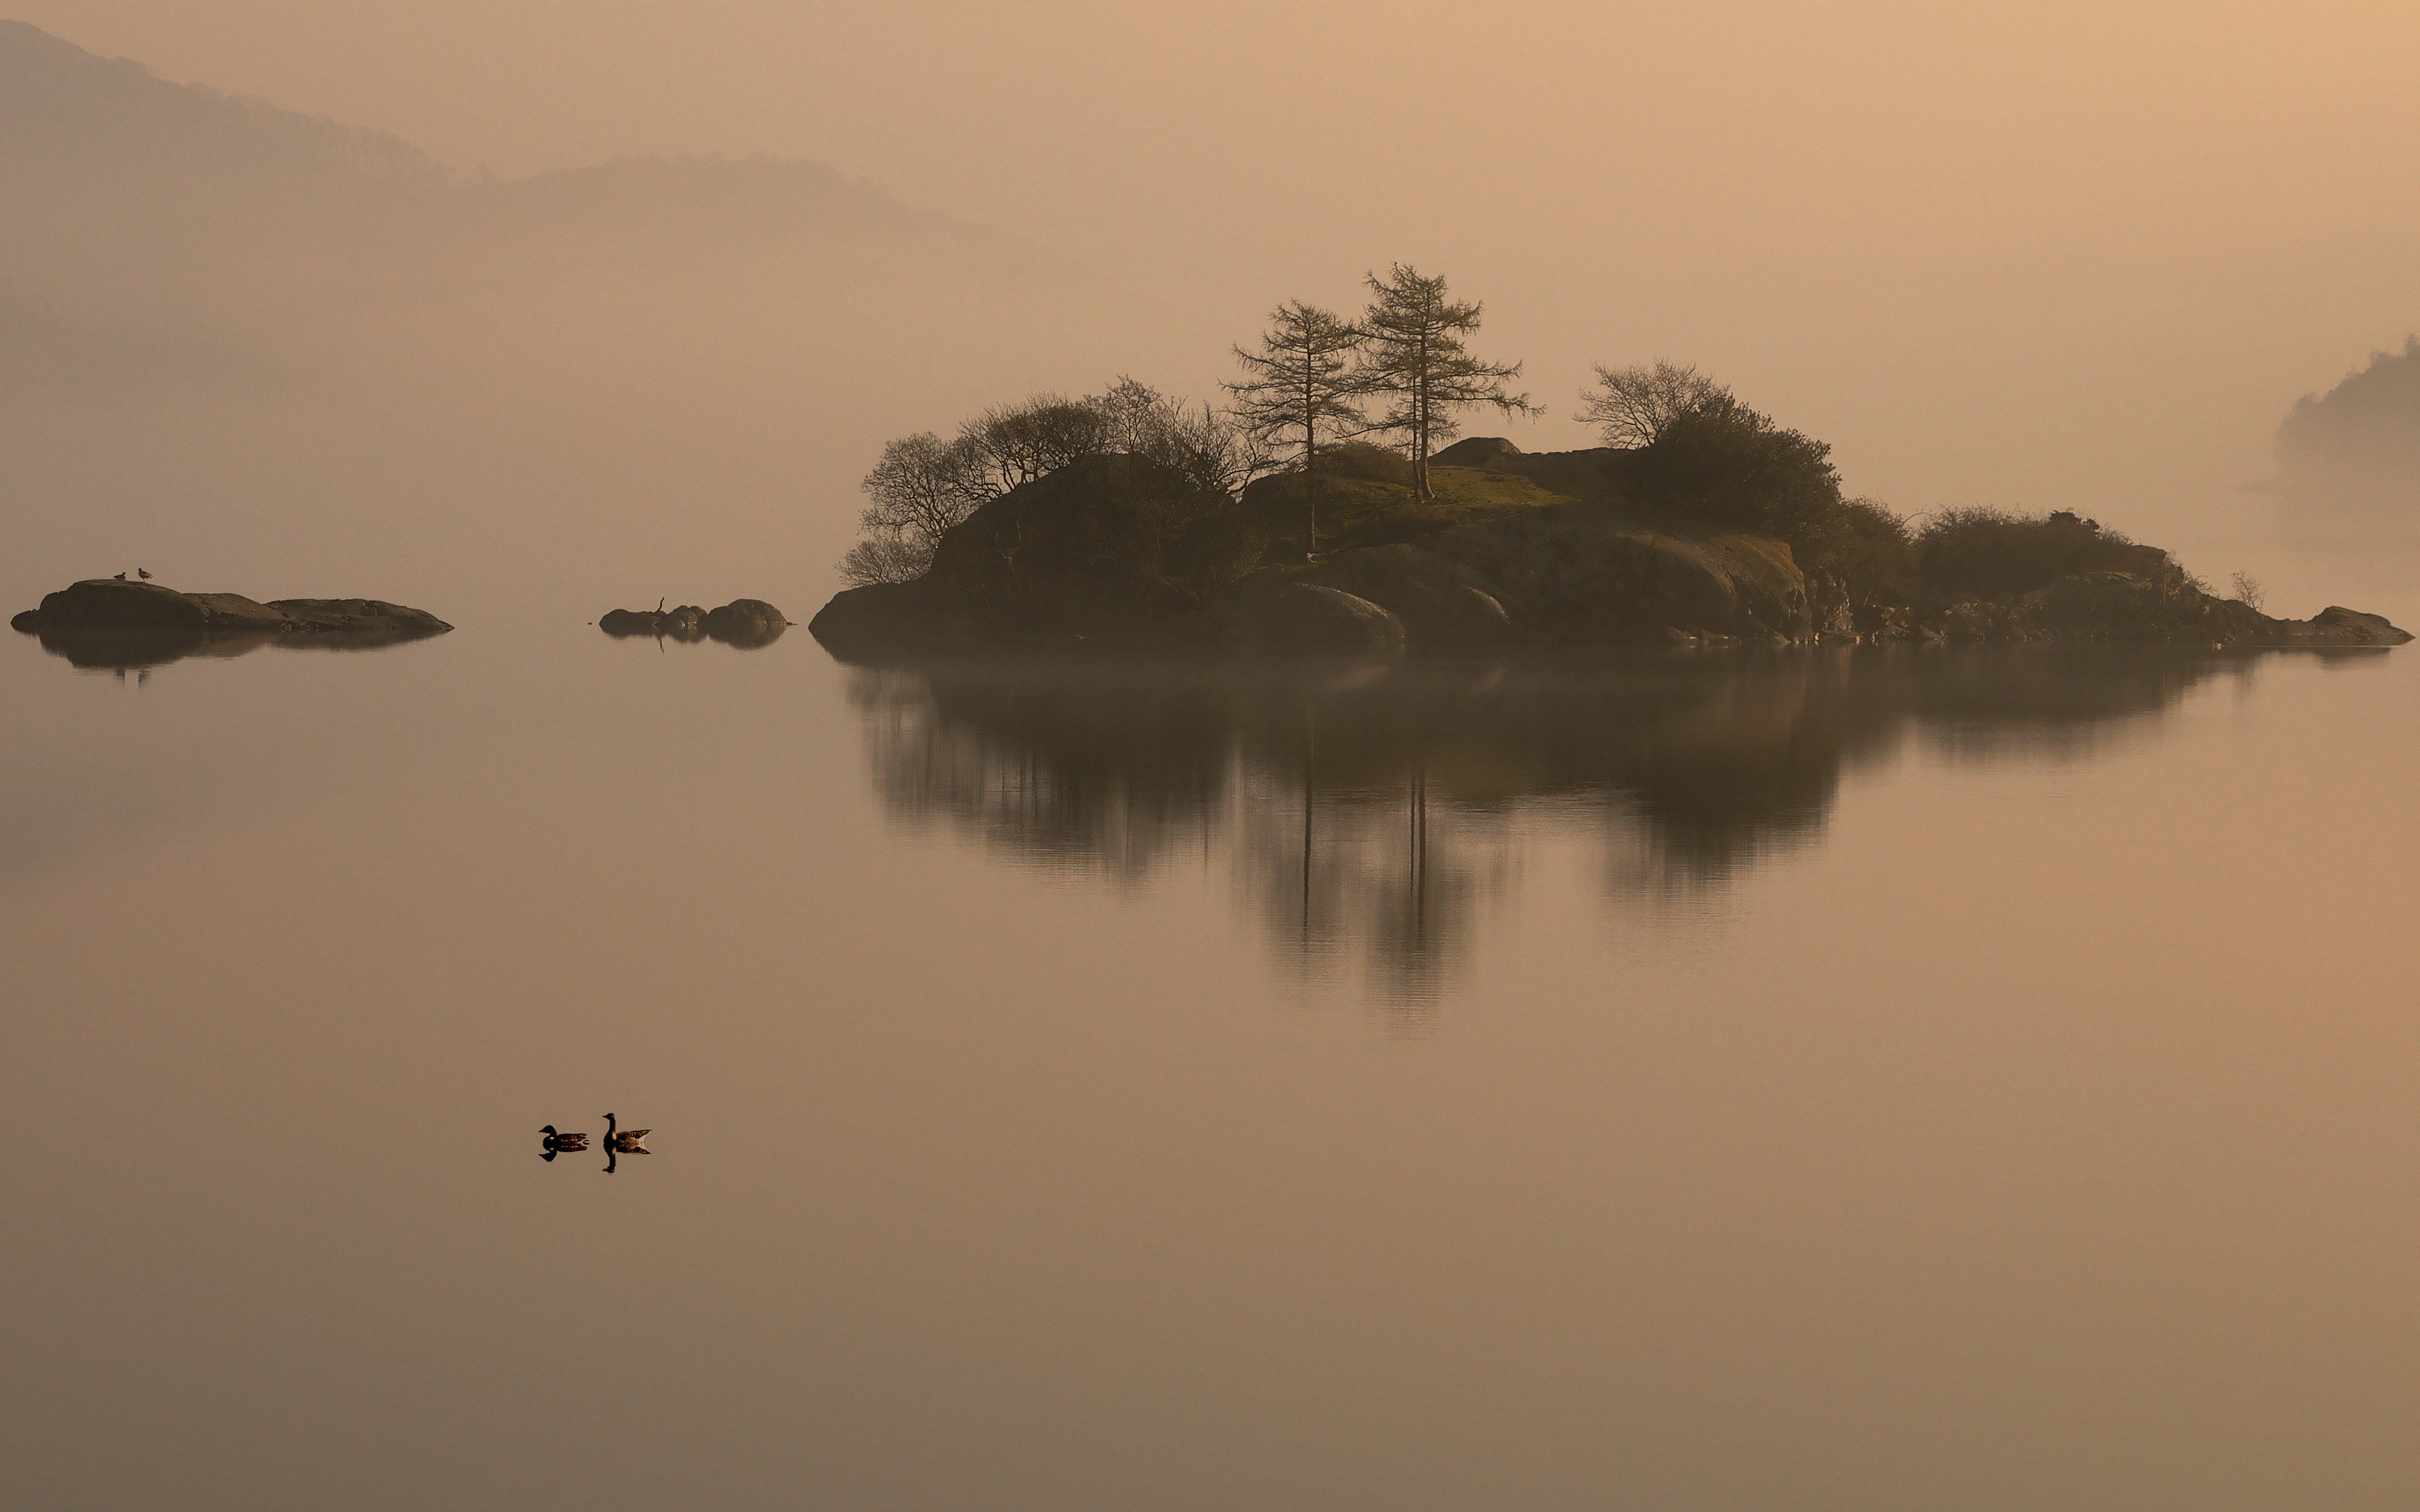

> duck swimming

[
  {"left": 601, "top": 1112, "right": 650, "bottom": 1173},
  {"left": 540, "top": 1125, "right": 590, "bottom": 1161}
]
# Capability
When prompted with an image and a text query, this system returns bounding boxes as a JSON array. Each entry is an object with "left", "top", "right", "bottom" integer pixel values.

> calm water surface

[{"left": 4, "top": 617, "right": 2416, "bottom": 1510}]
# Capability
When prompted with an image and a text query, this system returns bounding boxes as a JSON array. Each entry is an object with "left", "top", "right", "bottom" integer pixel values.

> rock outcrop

[
  {"left": 922, "top": 453, "right": 1266, "bottom": 634},
  {"left": 13, "top": 578, "right": 451, "bottom": 638},
  {"left": 811, "top": 454, "right": 1265, "bottom": 656},
  {"left": 598, "top": 598, "right": 790, "bottom": 646},
  {"left": 10, "top": 578, "right": 454, "bottom": 669},
  {"left": 16, "top": 578, "right": 451, "bottom": 637}
]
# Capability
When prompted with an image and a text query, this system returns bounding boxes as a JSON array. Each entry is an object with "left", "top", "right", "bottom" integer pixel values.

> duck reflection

[
  {"left": 603, "top": 1113, "right": 650, "bottom": 1175},
  {"left": 850, "top": 648, "right": 2244, "bottom": 998},
  {"left": 538, "top": 1117, "right": 650, "bottom": 1171}
]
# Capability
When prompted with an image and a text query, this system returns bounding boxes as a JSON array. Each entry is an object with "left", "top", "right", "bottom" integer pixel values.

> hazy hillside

[
  {"left": 0, "top": 17, "right": 439, "bottom": 184},
  {"left": 0, "top": 21, "right": 1080, "bottom": 621},
  {"left": 2276, "top": 338, "right": 2420, "bottom": 543},
  {"left": 2279, "top": 338, "right": 2420, "bottom": 478},
  {"left": 0, "top": 20, "right": 1028, "bottom": 337}
]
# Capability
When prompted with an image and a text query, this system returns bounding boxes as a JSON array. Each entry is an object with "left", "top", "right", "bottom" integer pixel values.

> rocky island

[
  {"left": 808, "top": 276, "right": 2409, "bottom": 664},
  {"left": 809, "top": 437, "right": 2410, "bottom": 662}
]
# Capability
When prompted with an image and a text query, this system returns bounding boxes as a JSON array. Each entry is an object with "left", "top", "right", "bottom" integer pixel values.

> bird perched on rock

[
  {"left": 138, "top": 569, "right": 152, "bottom": 580},
  {"left": 113, "top": 572, "right": 126, "bottom": 581}
]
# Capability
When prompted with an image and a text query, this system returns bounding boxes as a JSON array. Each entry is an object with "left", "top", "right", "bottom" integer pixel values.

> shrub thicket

[
  {"left": 1792, "top": 496, "right": 1919, "bottom": 600},
  {"left": 1913, "top": 508, "right": 2178, "bottom": 602},
  {"left": 1627, "top": 395, "right": 1843, "bottom": 543}
]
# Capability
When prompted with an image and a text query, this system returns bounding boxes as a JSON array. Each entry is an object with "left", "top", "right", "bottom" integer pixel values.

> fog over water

[{"left": 8, "top": 8, "right": 2420, "bottom": 1509}]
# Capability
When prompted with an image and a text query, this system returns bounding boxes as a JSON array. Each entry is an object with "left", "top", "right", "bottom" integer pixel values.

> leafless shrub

[{"left": 1575, "top": 358, "right": 1730, "bottom": 448}]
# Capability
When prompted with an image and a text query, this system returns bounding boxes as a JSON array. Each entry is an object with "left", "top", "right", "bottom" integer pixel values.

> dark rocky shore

[{"left": 810, "top": 447, "right": 2412, "bottom": 662}]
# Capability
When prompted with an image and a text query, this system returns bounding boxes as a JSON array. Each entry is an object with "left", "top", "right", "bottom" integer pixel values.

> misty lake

[{"left": 5, "top": 624, "right": 2418, "bottom": 1510}]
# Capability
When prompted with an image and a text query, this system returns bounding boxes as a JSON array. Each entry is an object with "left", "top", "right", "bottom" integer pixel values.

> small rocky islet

[
  {"left": 11, "top": 577, "right": 455, "bottom": 667},
  {"left": 597, "top": 598, "right": 790, "bottom": 647},
  {"left": 809, "top": 439, "right": 2412, "bottom": 662}
]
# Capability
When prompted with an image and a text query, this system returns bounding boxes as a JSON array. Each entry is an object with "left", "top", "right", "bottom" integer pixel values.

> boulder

[
  {"left": 702, "top": 598, "right": 790, "bottom": 646},
  {"left": 600, "top": 604, "right": 706, "bottom": 640},
  {"left": 922, "top": 454, "right": 1266, "bottom": 635},
  {"left": 1301, "top": 545, "right": 1521, "bottom": 651},
  {"left": 811, "top": 454, "right": 1267, "bottom": 658},
  {"left": 1306, "top": 503, "right": 1808, "bottom": 646},
  {"left": 1220, "top": 581, "right": 1407, "bottom": 658},
  {"left": 808, "top": 581, "right": 971, "bottom": 661},
  {"left": 2288, "top": 606, "right": 2414, "bottom": 645}
]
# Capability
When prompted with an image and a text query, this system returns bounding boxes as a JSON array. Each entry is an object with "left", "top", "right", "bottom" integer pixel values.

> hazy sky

[{"left": 9, "top": 2, "right": 2418, "bottom": 611}]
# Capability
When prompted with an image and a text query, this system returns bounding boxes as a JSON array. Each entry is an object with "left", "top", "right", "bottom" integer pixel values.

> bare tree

[
  {"left": 1356, "top": 265, "right": 1538, "bottom": 502},
  {"left": 964, "top": 395, "right": 1112, "bottom": 492},
  {"left": 1224, "top": 302, "right": 1368, "bottom": 554},
  {"left": 837, "top": 531, "right": 933, "bottom": 587},
  {"left": 841, "top": 430, "right": 994, "bottom": 584},
  {"left": 2230, "top": 570, "right": 2266, "bottom": 612},
  {"left": 1091, "top": 376, "right": 1274, "bottom": 498},
  {"left": 839, "top": 380, "right": 1264, "bottom": 585},
  {"left": 1575, "top": 359, "right": 1730, "bottom": 448}
]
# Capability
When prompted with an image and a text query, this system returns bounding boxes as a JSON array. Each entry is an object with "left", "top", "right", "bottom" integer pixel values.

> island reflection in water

[
  {"left": 26, "top": 624, "right": 448, "bottom": 671},
  {"left": 849, "top": 647, "right": 2290, "bottom": 998}
]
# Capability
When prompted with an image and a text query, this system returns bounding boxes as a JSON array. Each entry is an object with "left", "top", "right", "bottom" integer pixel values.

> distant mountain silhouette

[
  {"left": 0, "top": 18, "right": 441, "bottom": 189},
  {"left": 0, "top": 18, "right": 1044, "bottom": 407},
  {"left": 2279, "top": 337, "right": 2420, "bottom": 479},
  {"left": 2276, "top": 338, "right": 2420, "bottom": 543},
  {"left": 0, "top": 21, "right": 1025, "bottom": 305}
]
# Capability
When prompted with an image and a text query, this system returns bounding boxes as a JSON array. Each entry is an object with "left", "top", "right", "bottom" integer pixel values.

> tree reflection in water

[{"left": 847, "top": 648, "right": 2254, "bottom": 999}]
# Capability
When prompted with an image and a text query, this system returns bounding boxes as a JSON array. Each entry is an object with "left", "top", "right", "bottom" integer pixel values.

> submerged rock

[{"left": 600, "top": 598, "right": 789, "bottom": 646}]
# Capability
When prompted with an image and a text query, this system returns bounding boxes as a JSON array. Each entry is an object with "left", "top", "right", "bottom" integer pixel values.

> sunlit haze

[{"left": 7, "top": 2, "right": 2418, "bottom": 624}]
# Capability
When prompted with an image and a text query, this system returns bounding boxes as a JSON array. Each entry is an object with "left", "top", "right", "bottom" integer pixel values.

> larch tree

[
  {"left": 1224, "top": 301, "right": 1368, "bottom": 557},
  {"left": 1356, "top": 265, "right": 1538, "bottom": 501}
]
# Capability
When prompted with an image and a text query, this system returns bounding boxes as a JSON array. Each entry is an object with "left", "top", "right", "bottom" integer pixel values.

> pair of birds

[
  {"left": 111, "top": 569, "right": 153, "bottom": 581},
  {"left": 540, "top": 1113, "right": 650, "bottom": 1166}
]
